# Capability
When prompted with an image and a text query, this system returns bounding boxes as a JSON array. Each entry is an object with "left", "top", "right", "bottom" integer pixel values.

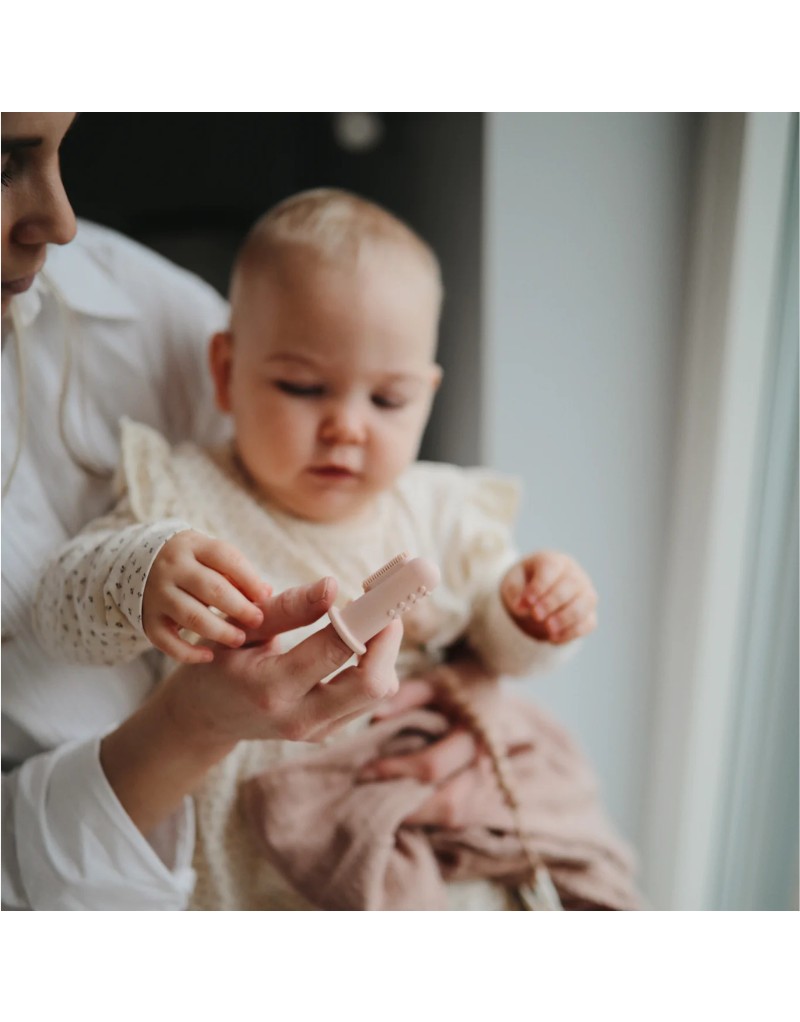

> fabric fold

[{"left": 241, "top": 696, "right": 640, "bottom": 911}]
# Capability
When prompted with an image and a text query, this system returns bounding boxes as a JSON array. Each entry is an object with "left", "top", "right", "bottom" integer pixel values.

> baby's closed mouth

[{"left": 308, "top": 465, "right": 360, "bottom": 479}]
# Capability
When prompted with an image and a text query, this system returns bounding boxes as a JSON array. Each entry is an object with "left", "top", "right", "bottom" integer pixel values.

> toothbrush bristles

[{"left": 362, "top": 551, "right": 409, "bottom": 591}]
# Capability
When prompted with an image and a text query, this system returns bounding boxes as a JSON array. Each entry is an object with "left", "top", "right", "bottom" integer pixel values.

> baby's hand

[
  {"left": 142, "top": 530, "right": 270, "bottom": 664},
  {"left": 500, "top": 550, "right": 598, "bottom": 645}
]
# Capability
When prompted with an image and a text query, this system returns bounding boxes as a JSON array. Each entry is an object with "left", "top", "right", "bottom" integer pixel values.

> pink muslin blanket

[{"left": 240, "top": 692, "right": 640, "bottom": 911}]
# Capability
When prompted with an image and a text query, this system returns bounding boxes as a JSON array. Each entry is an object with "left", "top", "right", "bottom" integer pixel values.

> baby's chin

[{"left": 270, "top": 488, "right": 380, "bottom": 526}]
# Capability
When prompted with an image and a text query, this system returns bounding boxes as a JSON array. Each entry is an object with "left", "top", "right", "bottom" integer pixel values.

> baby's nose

[{"left": 319, "top": 402, "right": 368, "bottom": 444}]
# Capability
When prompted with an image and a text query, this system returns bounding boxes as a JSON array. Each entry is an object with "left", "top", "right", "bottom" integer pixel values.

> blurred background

[{"left": 60, "top": 112, "right": 798, "bottom": 910}]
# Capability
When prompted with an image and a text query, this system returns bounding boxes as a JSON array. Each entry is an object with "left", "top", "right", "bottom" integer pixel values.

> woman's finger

[
  {"left": 306, "top": 704, "right": 378, "bottom": 743},
  {"left": 370, "top": 678, "right": 437, "bottom": 720},
  {"left": 268, "top": 613, "right": 402, "bottom": 705},
  {"left": 402, "top": 757, "right": 496, "bottom": 828},
  {"left": 247, "top": 577, "right": 338, "bottom": 644},
  {"left": 296, "top": 624, "right": 403, "bottom": 737},
  {"left": 359, "top": 726, "right": 479, "bottom": 784}
]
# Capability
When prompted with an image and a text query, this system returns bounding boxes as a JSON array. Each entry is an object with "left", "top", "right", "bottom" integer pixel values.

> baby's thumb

[{"left": 500, "top": 562, "right": 528, "bottom": 613}]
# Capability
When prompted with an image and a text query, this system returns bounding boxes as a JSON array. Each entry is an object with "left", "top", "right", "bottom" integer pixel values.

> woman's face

[{"left": 2, "top": 112, "right": 77, "bottom": 314}]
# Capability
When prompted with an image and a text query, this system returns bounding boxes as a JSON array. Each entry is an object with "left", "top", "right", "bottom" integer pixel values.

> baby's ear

[
  {"left": 430, "top": 364, "right": 444, "bottom": 390},
  {"left": 209, "top": 331, "right": 234, "bottom": 412}
]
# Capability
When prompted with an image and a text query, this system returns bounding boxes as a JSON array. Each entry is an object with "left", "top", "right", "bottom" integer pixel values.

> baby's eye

[
  {"left": 275, "top": 381, "right": 325, "bottom": 398},
  {"left": 372, "top": 393, "right": 407, "bottom": 410}
]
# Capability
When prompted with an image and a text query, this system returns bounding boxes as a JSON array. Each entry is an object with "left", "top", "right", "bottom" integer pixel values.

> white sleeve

[
  {"left": 32, "top": 499, "right": 191, "bottom": 666},
  {"left": 2, "top": 739, "right": 196, "bottom": 911}
]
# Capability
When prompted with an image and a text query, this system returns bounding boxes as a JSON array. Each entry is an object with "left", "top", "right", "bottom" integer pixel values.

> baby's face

[{"left": 212, "top": 241, "right": 441, "bottom": 523}]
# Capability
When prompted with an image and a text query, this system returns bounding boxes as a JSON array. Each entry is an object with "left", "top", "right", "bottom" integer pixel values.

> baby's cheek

[{"left": 382, "top": 424, "right": 424, "bottom": 481}]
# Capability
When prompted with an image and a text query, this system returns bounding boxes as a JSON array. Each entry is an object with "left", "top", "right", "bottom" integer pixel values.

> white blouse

[{"left": 1, "top": 220, "right": 230, "bottom": 909}]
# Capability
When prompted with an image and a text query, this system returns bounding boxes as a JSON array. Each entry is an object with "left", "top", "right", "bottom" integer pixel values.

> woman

[
  {"left": 3, "top": 113, "right": 635, "bottom": 913},
  {"left": 1, "top": 112, "right": 406, "bottom": 909}
]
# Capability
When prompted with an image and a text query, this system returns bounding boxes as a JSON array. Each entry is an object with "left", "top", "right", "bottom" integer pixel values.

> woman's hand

[
  {"left": 101, "top": 575, "right": 402, "bottom": 834},
  {"left": 163, "top": 576, "right": 402, "bottom": 749},
  {"left": 358, "top": 653, "right": 502, "bottom": 827}
]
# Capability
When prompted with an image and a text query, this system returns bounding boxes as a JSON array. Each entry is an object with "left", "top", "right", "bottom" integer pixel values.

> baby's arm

[
  {"left": 33, "top": 501, "right": 267, "bottom": 666},
  {"left": 33, "top": 499, "right": 192, "bottom": 665},
  {"left": 467, "top": 551, "right": 597, "bottom": 677},
  {"left": 418, "top": 462, "right": 596, "bottom": 677}
]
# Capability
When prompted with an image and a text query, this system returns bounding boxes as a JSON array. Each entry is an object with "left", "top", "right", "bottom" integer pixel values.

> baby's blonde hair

[{"left": 230, "top": 188, "right": 443, "bottom": 310}]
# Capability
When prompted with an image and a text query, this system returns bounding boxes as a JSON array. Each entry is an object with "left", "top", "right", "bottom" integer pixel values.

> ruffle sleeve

[
  {"left": 117, "top": 416, "right": 188, "bottom": 523},
  {"left": 450, "top": 469, "right": 521, "bottom": 591},
  {"left": 408, "top": 462, "right": 521, "bottom": 600}
]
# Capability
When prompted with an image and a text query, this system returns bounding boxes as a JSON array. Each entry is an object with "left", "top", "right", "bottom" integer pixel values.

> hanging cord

[
  {"left": 2, "top": 304, "right": 27, "bottom": 501},
  {"left": 432, "top": 667, "right": 563, "bottom": 910}
]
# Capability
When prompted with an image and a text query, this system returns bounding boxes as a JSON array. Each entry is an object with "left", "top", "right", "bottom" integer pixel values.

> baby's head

[{"left": 210, "top": 188, "right": 443, "bottom": 523}]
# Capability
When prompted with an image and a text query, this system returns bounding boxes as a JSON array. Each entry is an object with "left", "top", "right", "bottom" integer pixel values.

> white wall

[{"left": 482, "top": 113, "right": 697, "bottom": 857}]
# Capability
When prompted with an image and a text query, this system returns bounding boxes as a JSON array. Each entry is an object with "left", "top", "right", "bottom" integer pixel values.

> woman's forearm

[{"left": 99, "top": 681, "right": 234, "bottom": 836}]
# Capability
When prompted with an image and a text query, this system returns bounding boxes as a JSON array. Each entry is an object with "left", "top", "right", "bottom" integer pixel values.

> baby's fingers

[
  {"left": 180, "top": 563, "right": 266, "bottom": 629},
  {"left": 545, "top": 595, "right": 598, "bottom": 643},
  {"left": 520, "top": 554, "right": 565, "bottom": 607},
  {"left": 529, "top": 571, "right": 587, "bottom": 622},
  {"left": 149, "top": 619, "right": 215, "bottom": 664},
  {"left": 551, "top": 605, "right": 600, "bottom": 645},
  {"left": 194, "top": 538, "right": 269, "bottom": 612},
  {"left": 161, "top": 587, "right": 248, "bottom": 649}
]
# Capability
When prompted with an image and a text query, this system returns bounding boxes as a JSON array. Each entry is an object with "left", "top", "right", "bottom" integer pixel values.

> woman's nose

[
  {"left": 319, "top": 400, "right": 368, "bottom": 444},
  {"left": 13, "top": 171, "right": 77, "bottom": 249}
]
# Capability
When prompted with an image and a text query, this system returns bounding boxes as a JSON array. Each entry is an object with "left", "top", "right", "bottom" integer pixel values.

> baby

[{"left": 34, "top": 189, "right": 603, "bottom": 910}]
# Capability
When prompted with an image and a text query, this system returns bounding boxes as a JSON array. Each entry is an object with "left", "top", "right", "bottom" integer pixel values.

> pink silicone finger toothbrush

[{"left": 328, "top": 551, "right": 441, "bottom": 655}]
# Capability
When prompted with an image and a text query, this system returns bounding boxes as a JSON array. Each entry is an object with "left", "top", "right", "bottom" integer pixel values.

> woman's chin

[{"left": 2, "top": 272, "right": 39, "bottom": 310}]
